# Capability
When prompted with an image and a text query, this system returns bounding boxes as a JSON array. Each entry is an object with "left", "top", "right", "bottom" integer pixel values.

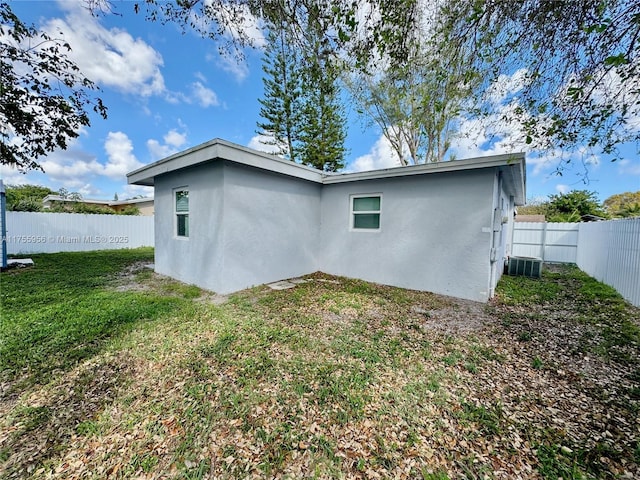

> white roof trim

[
  {"left": 322, "top": 154, "right": 523, "bottom": 183},
  {"left": 127, "top": 138, "right": 526, "bottom": 204},
  {"left": 127, "top": 138, "right": 323, "bottom": 186}
]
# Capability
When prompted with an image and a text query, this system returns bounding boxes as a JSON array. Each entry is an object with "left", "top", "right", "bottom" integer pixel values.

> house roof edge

[
  {"left": 127, "top": 138, "right": 525, "bottom": 204},
  {"left": 127, "top": 138, "right": 325, "bottom": 186}
]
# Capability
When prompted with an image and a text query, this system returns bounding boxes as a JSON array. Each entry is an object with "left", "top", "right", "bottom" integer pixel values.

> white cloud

[
  {"left": 191, "top": 82, "right": 219, "bottom": 107},
  {"left": 617, "top": 159, "right": 640, "bottom": 176},
  {"left": 145, "top": 140, "right": 167, "bottom": 161},
  {"left": 147, "top": 129, "right": 188, "bottom": 161},
  {"left": 525, "top": 154, "right": 561, "bottom": 176},
  {"left": 168, "top": 80, "right": 220, "bottom": 107},
  {"left": 120, "top": 184, "right": 154, "bottom": 199},
  {"left": 555, "top": 184, "right": 570, "bottom": 194},
  {"left": 0, "top": 130, "right": 150, "bottom": 196},
  {"left": 43, "top": 1, "right": 165, "bottom": 96},
  {"left": 213, "top": 53, "right": 250, "bottom": 82},
  {"left": 164, "top": 129, "right": 188, "bottom": 148},
  {"left": 181, "top": 1, "right": 262, "bottom": 83},
  {"left": 0, "top": 166, "right": 32, "bottom": 187},
  {"left": 103, "top": 131, "right": 144, "bottom": 179},
  {"left": 204, "top": 1, "right": 266, "bottom": 48},
  {"left": 452, "top": 100, "right": 531, "bottom": 162},
  {"left": 485, "top": 68, "right": 529, "bottom": 105},
  {"left": 77, "top": 183, "right": 103, "bottom": 198},
  {"left": 247, "top": 133, "right": 284, "bottom": 155},
  {"left": 39, "top": 149, "right": 104, "bottom": 185},
  {"left": 347, "top": 135, "right": 401, "bottom": 172}
]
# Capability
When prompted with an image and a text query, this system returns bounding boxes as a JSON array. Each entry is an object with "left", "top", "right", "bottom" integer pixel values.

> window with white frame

[
  {"left": 175, "top": 189, "right": 189, "bottom": 237},
  {"left": 351, "top": 195, "right": 381, "bottom": 230}
]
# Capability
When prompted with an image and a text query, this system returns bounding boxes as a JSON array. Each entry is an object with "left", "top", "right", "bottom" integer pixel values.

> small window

[
  {"left": 351, "top": 195, "right": 381, "bottom": 230},
  {"left": 175, "top": 189, "right": 189, "bottom": 237}
]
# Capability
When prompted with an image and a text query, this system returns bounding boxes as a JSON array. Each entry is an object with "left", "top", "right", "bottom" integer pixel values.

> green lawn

[{"left": 1, "top": 250, "right": 638, "bottom": 479}]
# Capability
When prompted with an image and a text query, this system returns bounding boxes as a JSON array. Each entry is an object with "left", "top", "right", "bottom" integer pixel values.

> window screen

[
  {"left": 175, "top": 190, "right": 189, "bottom": 237},
  {"left": 352, "top": 195, "right": 381, "bottom": 230}
]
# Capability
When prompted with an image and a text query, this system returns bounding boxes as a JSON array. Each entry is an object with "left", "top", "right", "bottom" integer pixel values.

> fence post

[
  {"left": 540, "top": 221, "right": 548, "bottom": 261},
  {"left": 0, "top": 180, "right": 7, "bottom": 269}
]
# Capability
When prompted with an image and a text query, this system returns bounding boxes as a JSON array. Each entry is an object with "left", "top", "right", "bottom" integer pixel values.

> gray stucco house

[{"left": 127, "top": 138, "right": 525, "bottom": 302}]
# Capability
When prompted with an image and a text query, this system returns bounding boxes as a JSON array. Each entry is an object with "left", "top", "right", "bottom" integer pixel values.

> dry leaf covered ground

[{"left": 1, "top": 250, "right": 638, "bottom": 479}]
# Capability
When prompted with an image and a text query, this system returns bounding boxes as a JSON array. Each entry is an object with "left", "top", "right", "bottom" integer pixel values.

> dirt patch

[
  {"left": 413, "top": 297, "right": 493, "bottom": 335},
  {"left": 111, "top": 262, "right": 228, "bottom": 304}
]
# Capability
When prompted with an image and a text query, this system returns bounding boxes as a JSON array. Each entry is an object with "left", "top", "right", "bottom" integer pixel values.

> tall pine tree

[
  {"left": 297, "top": 3, "right": 346, "bottom": 172},
  {"left": 257, "top": 1, "right": 346, "bottom": 172},
  {"left": 257, "top": 19, "right": 302, "bottom": 162}
]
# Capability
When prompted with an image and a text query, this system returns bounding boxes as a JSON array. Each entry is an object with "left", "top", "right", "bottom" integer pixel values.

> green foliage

[
  {"left": 117, "top": 205, "right": 141, "bottom": 215},
  {"left": 257, "top": 22, "right": 303, "bottom": 162},
  {"left": 346, "top": 3, "right": 478, "bottom": 165},
  {"left": 531, "top": 357, "right": 544, "bottom": 370},
  {"left": 5, "top": 184, "right": 54, "bottom": 211},
  {"left": 106, "top": 1, "right": 639, "bottom": 172},
  {"left": 603, "top": 191, "right": 640, "bottom": 218},
  {"left": 496, "top": 263, "right": 640, "bottom": 362},
  {"left": 50, "top": 202, "right": 116, "bottom": 215},
  {"left": 43, "top": 189, "right": 141, "bottom": 215},
  {"left": 421, "top": 472, "right": 450, "bottom": 480},
  {"left": 296, "top": 3, "right": 346, "bottom": 172},
  {"left": 458, "top": 401, "right": 503, "bottom": 436},
  {"left": 0, "top": 2, "right": 106, "bottom": 172},
  {"left": 535, "top": 443, "right": 586, "bottom": 480},
  {"left": 257, "top": 4, "right": 346, "bottom": 172},
  {"left": 496, "top": 273, "right": 562, "bottom": 306},
  {"left": 519, "top": 190, "right": 609, "bottom": 222},
  {"left": 442, "top": 1, "right": 640, "bottom": 163},
  {"left": 545, "top": 190, "right": 608, "bottom": 222},
  {"left": 129, "top": 1, "right": 422, "bottom": 72}
]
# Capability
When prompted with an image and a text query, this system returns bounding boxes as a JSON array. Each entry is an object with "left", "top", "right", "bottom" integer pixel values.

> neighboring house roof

[
  {"left": 515, "top": 214, "right": 546, "bottom": 223},
  {"left": 127, "top": 138, "right": 526, "bottom": 205},
  {"left": 581, "top": 214, "right": 606, "bottom": 222},
  {"left": 42, "top": 195, "right": 153, "bottom": 207}
]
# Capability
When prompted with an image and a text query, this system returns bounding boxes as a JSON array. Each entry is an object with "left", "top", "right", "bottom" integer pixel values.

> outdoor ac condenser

[{"left": 507, "top": 256, "right": 543, "bottom": 278}]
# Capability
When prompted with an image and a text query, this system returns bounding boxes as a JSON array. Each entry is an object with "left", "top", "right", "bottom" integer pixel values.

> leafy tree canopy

[
  {"left": 520, "top": 190, "right": 609, "bottom": 222},
  {"left": 8, "top": 0, "right": 630, "bottom": 175},
  {"left": 603, "top": 191, "right": 640, "bottom": 217},
  {"left": 119, "top": 0, "right": 418, "bottom": 68},
  {"left": 256, "top": 1, "right": 346, "bottom": 171},
  {"left": 345, "top": 1, "right": 479, "bottom": 165},
  {"left": 5, "top": 184, "right": 55, "bottom": 211},
  {"left": 0, "top": 2, "right": 107, "bottom": 172},
  {"left": 443, "top": 0, "right": 640, "bottom": 165},
  {"left": 119, "top": 0, "right": 639, "bottom": 171}
]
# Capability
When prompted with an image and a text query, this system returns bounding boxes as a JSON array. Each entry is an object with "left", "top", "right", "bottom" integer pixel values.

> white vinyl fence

[
  {"left": 512, "top": 219, "right": 640, "bottom": 307},
  {"left": 576, "top": 218, "right": 640, "bottom": 308},
  {"left": 5, "top": 212, "right": 154, "bottom": 254},
  {"left": 512, "top": 222, "right": 580, "bottom": 263}
]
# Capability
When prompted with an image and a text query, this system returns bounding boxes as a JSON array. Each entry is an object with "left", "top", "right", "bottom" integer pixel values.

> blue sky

[{"left": 2, "top": 0, "right": 639, "bottom": 203}]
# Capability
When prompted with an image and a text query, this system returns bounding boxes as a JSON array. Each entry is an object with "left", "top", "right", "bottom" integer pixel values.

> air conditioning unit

[{"left": 507, "top": 256, "right": 543, "bottom": 278}]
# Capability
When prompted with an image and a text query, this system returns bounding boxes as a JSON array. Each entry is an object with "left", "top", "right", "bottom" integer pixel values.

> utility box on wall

[{"left": 507, "top": 256, "right": 543, "bottom": 278}]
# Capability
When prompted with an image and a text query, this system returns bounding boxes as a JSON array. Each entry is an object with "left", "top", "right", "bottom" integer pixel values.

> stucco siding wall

[
  {"left": 320, "top": 170, "right": 495, "bottom": 302},
  {"left": 154, "top": 162, "right": 225, "bottom": 291},
  {"left": 219, "top": 162, "right": 321, "bottom": 293},
  {"left": 135, "top": 202, "right": 155, "bottom": 216}
]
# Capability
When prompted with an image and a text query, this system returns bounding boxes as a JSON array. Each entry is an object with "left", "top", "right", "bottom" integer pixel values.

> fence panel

[
  {"left": 577, "top": 218, "right": 640, "bottom": 307},
  {"left": 512, "top": 222, "right": 579, "bottom": 263},
  {"left": 5, "top": 212, "right": 154, "bottom": 254}
]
